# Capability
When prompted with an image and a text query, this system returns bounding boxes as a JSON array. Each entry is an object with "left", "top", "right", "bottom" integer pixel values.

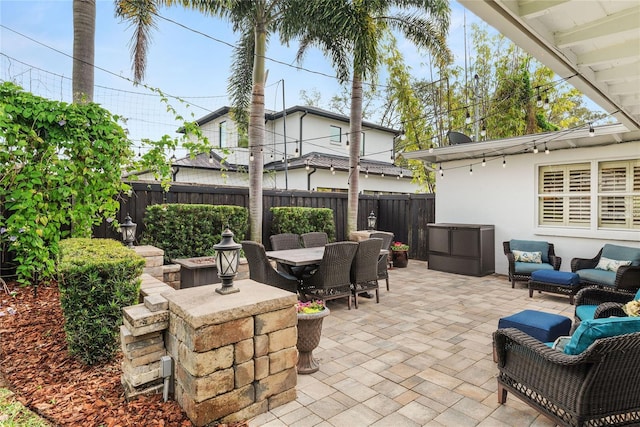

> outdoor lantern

[
  {"left": 213, "top": 228, "right": 241, "bottom": 295},
  {"left": 367, "top": 211, "right": 377, "bottom": 230},
  {"left": 119, "top": 214, "right": 137, "bottom": 248}
]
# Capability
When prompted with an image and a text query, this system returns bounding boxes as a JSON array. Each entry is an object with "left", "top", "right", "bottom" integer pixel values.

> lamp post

[
  {"left": 119, "top": 214, "right": 137, "bottom": 248},
  {"left": 367, "top": 211, "right": 377, "bottom": 230},
  {"left": 213, "top": 228, "right": 241, "bottom": 295}
]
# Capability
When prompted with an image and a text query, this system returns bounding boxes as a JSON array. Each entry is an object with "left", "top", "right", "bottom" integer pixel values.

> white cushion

[
  {"left": 595, "top": 256, "right": 632, "bottom": 273},
  {"left": 512, "top": 250, "right": 542, "bottom": 263}
]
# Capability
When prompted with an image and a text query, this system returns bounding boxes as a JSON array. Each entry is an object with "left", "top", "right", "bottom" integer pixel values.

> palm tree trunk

[
  {"left": 248, "top": 22, "right": 267, "bottom": 242},
  {"left": 72, "top": 0, "right": 95, "bottom": 104},
  {"left": 347, "top": 74, "right": 363, "bottom": 235}
]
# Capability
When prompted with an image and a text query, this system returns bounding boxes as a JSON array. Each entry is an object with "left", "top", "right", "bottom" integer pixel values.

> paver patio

[{"left": 249, "top": 260, "right": 576, "bottom": 426}]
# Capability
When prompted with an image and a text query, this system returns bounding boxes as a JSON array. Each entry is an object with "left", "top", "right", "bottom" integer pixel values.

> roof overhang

[{"left": 404, "top": 123, "right": 640, "bottom": 164}]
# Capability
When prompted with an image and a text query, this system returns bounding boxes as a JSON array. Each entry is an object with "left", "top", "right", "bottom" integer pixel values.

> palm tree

[
  {"left": 72, "top": 0, "right": 96, "bottom": 103},
  {"left": 288, "top": 0, "right": 451, "bottom": 234},
  {"left": 116, "top": 0, "right": 315, "bottom": 243}
]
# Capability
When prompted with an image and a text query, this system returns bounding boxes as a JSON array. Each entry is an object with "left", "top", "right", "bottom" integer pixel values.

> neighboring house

[{"left": 167, "top": 105, "right": 418, "bottom": 194}]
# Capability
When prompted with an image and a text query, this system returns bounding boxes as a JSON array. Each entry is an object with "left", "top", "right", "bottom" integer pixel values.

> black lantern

[
  {"left": 367, "top": 211, "right": 377, "bottom": 230},
  {"left": 213, "top": 228, "right": 241, "bottom": 294},
  {"left": 119, "top": 214, "right": 137, "bottom": 248}
]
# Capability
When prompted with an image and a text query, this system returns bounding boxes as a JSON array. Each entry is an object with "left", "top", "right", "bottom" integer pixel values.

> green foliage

[
  {"left": 270, "top": 207, "right": 335, "bottom": 240},
  {"left": 141, "top": 204, "right": 248, "bottom": 262},
  {"left": 58, "top": 238, "right": 144, "bottom": 365},
  {"left": 0, "top": 389, "right": 51, "bottom": 427},
  {"left": 0, "top": 82, "right": 132, "bottom": 285}
]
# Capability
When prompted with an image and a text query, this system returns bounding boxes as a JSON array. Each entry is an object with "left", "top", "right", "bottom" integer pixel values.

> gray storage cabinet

[{"left": 427, "top": 223, "right": 495, "bottom": 276}]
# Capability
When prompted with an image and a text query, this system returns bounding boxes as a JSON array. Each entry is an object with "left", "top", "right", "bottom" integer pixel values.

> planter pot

[
  {"left": 173, "top": 257, "right": 220, "bottom": 288},
  {"left": 296, "top": 307, "right": 330, "bottom": 374},
  {"left": 392, "top": 250, "right": 409, "bottom": 268}
]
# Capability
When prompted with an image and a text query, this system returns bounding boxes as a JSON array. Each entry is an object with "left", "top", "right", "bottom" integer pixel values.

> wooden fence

[{"left": 94, "top": 182, "right": 435, "bottom": 260}]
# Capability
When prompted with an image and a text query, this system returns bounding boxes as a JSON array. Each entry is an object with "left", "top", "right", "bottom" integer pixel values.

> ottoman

[
  {"left": 498, "top": 310, "right": 572, "bottom": 343},
  {"left": 529, "top": 270, "right": 581, "bottom": 304}
]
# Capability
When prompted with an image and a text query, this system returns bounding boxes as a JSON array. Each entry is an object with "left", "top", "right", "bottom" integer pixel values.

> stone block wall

[
  {"left": 133, "top": 245, "right": 164, "bottom": 281},
  {"left": 164, "top": 281, "right": 298, "bottom": 426}
]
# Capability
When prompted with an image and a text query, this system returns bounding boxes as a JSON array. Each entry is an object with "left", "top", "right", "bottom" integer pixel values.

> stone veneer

[{"left": 164, "top": 281, "right": 298, "bottom": 425}]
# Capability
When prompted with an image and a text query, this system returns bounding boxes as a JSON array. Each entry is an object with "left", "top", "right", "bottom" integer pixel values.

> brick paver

[{"left": 250, "top": 260, "right": 571, "bottom": 426}]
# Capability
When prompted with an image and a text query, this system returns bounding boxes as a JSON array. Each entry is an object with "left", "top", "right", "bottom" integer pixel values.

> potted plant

[
  {"left": 390, "top": 241, "right": 409, "bottom": 268},
  {"left": 295, "top": 300, "right": 330, "bottom": 374}
]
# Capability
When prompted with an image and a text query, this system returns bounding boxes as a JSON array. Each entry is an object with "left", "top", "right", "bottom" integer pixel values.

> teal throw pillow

[{"left": 564, "top": 317, "right": 640, "bottom": 355}]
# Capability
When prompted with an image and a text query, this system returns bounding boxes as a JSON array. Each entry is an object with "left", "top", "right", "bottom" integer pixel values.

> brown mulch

[{"left": 0, "top": 281, "right": 247, "bottom": 427}]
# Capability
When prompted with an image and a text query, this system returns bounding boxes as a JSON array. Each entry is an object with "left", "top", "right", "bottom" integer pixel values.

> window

[
  {"left": 219, "top": 121, "right": 227, "bottom": 148},
  {"left": 330, "top": 125, "right": 341, "bottom": 145},
  {"left": 360, "top": 132, "right": 366, "bottom": 156},
  {"left": 598, "top": 160, "right": 640, "bottom": 229},
  {"left": 538, "top": 159, "right": 640, "bottom": 231},
  {"left": 538, "top": 163, "right": 590, "bottom": 227}
]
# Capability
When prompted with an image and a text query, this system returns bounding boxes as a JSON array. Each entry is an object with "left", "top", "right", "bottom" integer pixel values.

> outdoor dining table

[{"left": 265, "top": 246, "right": 389, "bottom": 267}]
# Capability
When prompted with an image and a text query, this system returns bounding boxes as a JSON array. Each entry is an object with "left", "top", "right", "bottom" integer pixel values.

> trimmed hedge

[
  {"left": 270, "top": 207, "right": 336, "bottom": 241},
  {"left": 58, "top": 238, "right": 144, "bottom": 365},
  {"left": 140, "top": 204, "right": 248, "bottom": 262}
]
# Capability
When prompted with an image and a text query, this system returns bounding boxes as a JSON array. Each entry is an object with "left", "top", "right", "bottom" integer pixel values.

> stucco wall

[{"left": 434, "top": 140, "right": 640, "bottom": 275}]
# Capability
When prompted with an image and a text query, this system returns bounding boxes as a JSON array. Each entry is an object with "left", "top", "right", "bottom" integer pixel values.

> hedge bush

[
  {"left": 140, "top": 204, "right": 248, "bottom": 262},
  {"left": 58, "top": 238, "right": 144, "bottom": 365},
  {"left": 270, "top": 207, "right": 335, "bottom": 241}
]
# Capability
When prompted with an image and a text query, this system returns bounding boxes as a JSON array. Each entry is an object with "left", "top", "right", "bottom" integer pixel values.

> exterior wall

[
  {"left": 275, "top": 168, "right": 417, "bottom": 193},
  {"left": 434, "top": 140, "right": 640, "bottom": 275}
]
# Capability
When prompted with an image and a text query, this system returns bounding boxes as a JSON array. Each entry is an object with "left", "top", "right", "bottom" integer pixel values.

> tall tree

[
  {"left": 289, "top": 0, "right": 450, "bottom": 234},
  {"left": 72, "top": 0, "right": 96, "bottom": 103},
  {"left": 116, "top": 0, "right": 320, "bottom": 242}
]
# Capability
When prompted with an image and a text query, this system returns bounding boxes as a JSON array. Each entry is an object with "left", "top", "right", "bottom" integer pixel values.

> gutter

[{"left": 299, "top": 110, "right": 308, "bottom": 156}]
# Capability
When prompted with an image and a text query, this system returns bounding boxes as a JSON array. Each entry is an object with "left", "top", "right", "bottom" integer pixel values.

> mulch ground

[{"left": 0, "top": 281, "right": 247, "bottom": 427}]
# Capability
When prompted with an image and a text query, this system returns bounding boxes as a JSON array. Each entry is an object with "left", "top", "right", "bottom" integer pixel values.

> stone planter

[
  {"left": 392, "top": 250, "right": 409, "bottom": 268},
  {"left": 172, "top": 257, "right": 220, "bottom": 288},
  {"left": 296, "top": 307, "right": 330, "bottom": 374}
]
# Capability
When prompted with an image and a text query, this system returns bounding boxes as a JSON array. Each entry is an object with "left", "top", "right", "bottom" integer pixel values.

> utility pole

[
  {"left": 282, "top": 79, "right": 288, "bottom": 190},
  {"left": 473, "top": 74, "right": 480, "bottom": 142}
]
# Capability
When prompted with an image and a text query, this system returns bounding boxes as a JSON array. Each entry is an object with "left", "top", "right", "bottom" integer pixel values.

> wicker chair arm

[
  {"left": 593, "top": 302, "right": 626, "bottom": 319},
  {"left": 575, "top": 287, "right": 634, "bottom": 306},
  {"left": 494, "top": 328, "right": 593, "bottom": 367},
  {"left": 571, "top": 248, "right": 602, "bottom": 272},
  {"left": 615, "top": 265, "right": 640, "bottom": 292},
  {"left": 549, "top": 255, "right": 562, "bottom": 270}
]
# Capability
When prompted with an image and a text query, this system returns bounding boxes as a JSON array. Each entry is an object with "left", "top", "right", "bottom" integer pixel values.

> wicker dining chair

[
  {"left": 370, "top": 231, "right": 393, "bottom": 291},
  {"left": 350, "top": 238, "right": 383, "bottom": 309},
  {"left": 241, "top": 241, "right": 299, "bottom": 294},
  {"left": 301, "top": 232, "right": 329, "bottom": 248},
  {"left": 269, "top": 233, "right": 302, "bottom": 276},
  {"left": 299, "top": 241, "right": 358, "bottom": 309}
]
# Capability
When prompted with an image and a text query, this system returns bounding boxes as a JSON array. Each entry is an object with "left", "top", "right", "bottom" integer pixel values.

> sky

[{"left": 0, "top": 1, "right": 489, "bottom": 150}]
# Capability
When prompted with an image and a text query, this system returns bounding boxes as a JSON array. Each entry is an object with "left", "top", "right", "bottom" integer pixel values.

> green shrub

[
  {"left": 270, "top": 207, "right": 335, "bottom": 241},
  {"left": 140, "top": 204, "right": 248, "bottom": 262},
  {"left": 58, "top": 238, "right": 144, "bottom": 365}
]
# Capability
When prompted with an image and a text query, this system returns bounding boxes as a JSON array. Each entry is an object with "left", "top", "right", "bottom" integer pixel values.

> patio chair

[
  {"left": 503, "top": 240, "right": 561, "bottom": 288},
  {"left": 299, "top": 241, "right": 358, "bottom": 309},
  {"left": 350, "top": 238, "right": 382, "bottom": 309},
  {"left": 269, "top": 233, "right": 303, "bottom": 276},
  {"left": 494, "top": 323, "right": 640, "bottom": 426},
  {"left": 572, "top": 286, "right": 640, "bottom": 332},
  {"left": 301, "top": 232, "right": 329, "bottom": 248},
  {"left": 241, "top": 241, "right": 299, "bottom": 294},
  {"left": 370, "top": 231, "right": 393, "bottom": 291},
  {"left": 571, "top": 244, "right": 640, "bottom": 292}
]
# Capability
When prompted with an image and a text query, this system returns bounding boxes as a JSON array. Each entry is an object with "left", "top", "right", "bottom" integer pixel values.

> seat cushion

[
  {"left": 601, "top": 244, "right": 640, "bottom": 266},
  {"left": 498, "top": 310, "right": 572, "bottom": 342},
  {"left": 531, "top": 270, "right": 579, "bottom": 286},
  {"left": 576, "top": 268, "right": 616, "bottom": 287},
  {"left": 563, "top": 316, "right": 640, "bottom": 355},
  {"left": 510, "top": 240, "right": 550, "bottom": 263},
  {"left": 514, "top": 262, "right": 554, "bottom": 274}
]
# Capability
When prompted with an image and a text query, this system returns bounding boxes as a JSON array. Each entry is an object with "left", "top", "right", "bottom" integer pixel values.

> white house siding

[
  {"left": 434, "top": 140, "right": 640, "bottom": 275},
  {"left": 271, "top": 168, "right": 415, "bottom": 193}
]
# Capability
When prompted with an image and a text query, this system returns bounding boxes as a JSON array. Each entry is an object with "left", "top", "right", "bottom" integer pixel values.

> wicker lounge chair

[
  {"left": 241, "top": 241, "right": 299, "bottom": 294},
  {"left": 370, "top": 231, "right": 393, "bottom": 290},
  {"left": 299, "top": 241, "right": 358, "bottom": 309},
  {"left": 571, "top": 244, "right": 640, "bottom": 292},
  {"left": 301, "top": 232, "right": 329, "bottom": 248},
  {"left": 350, "top": 238, "right": 382, "bottom": 308},
  {"left": 494, "top": 326, "right": 640, "bottom": 426},
  {"left": 503, "top": 240, "right": 561, "bottom": 288},
  {"left": 572, "top": 286, "right": 638, "bottom": 332}
]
